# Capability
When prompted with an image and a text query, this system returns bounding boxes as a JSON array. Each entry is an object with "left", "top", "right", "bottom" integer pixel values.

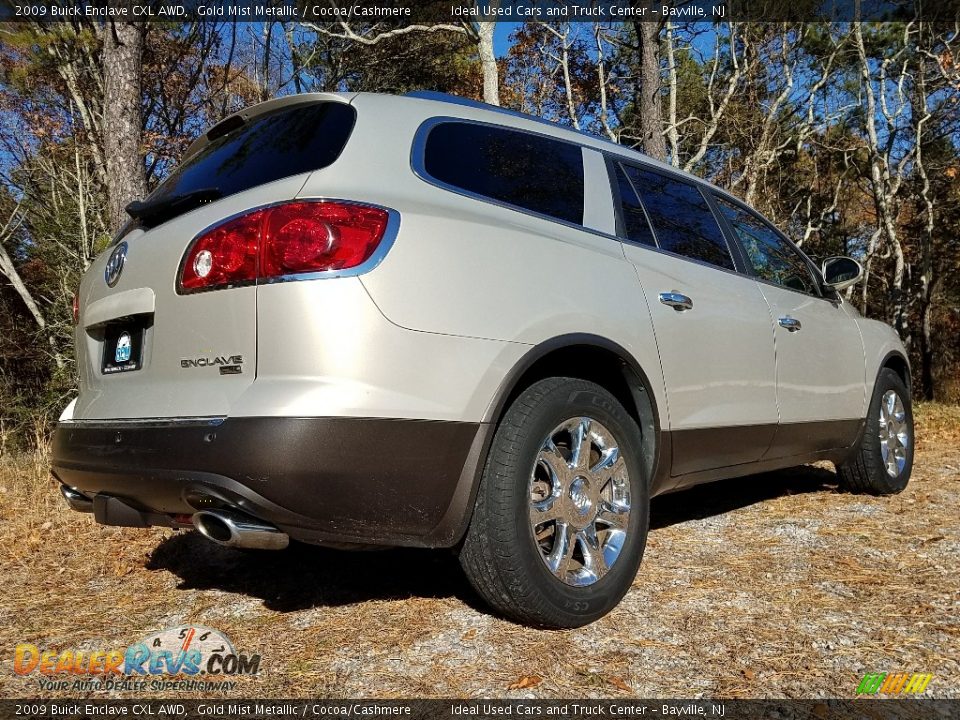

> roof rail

[{"left": 404, "top": 90, "right": 620, "bottom": 148}]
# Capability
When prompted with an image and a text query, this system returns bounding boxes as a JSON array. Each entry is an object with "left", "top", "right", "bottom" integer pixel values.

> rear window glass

[
  {"left": 147, "top": 102, "right": 355, "bottom": 207},
  {"left": 422, "top": 121, "right": 584, "bottom": 225}
]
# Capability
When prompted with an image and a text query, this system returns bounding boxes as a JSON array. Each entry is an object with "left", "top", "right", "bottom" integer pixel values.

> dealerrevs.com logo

[{"left": 14, "top": 626, "right": 260, "bottom": 692}]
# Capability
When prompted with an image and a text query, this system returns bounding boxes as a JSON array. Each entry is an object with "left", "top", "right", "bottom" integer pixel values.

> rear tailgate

[
  {"left": 72, "top": 95, "right": 356, "bottom": 421},
  {"left": 75, "top": 180, "right": 301, "bottom": 420}
]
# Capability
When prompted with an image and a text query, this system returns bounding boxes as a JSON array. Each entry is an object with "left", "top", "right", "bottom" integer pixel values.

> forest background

[{"left": 1, "top": 10, "right": 959, "bottom": 449}]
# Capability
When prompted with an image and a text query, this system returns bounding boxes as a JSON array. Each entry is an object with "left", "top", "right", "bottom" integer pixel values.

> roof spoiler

[{"left": 181, "top": 92, "right": 355, "bottom": 164}]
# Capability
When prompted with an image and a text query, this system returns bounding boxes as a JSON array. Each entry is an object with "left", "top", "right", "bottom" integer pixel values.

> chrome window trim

[
  {"left": 618, "top": 233, "right": 765, "bottom": 285},
  {"left": 405, "top": 90, "right": 620, "bottom": 150},
  {"left": 410, "top": 116, "right": 590, "bottom": 231},
  {"left": 175, "top": 198, "right": 401, "bottom": 295}
]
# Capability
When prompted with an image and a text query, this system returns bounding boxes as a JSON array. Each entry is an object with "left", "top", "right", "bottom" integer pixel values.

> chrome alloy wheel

[
  {"left": 879, "top": 389, "right": 910, "bottom": 478},
  {"left": 528, "top": 417, "right": 631, "bottom": 587}
]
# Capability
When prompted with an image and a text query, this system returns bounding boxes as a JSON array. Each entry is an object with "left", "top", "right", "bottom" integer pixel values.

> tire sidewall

[{"left": 499, "top": 381, "right": 649, "bottom": 624}]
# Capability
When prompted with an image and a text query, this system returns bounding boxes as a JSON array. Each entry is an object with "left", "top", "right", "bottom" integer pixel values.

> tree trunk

[
  {"left": 102, "top": 19, "right": 147, "bottom": 234},
  {"left": 635, "top": 21, "right": 666, "bottom": 161},
  {"left": 0, "top": 239, "right": 65, "bottom": 370},
  {"left": 664, "top": 20, "right": 679, "bottom": 166},
  {"left": 919, "top": 284, "right": 936, "bottom": 401},
  {"left": 477, "top": 22, "right": 500, "bottom": 106}
]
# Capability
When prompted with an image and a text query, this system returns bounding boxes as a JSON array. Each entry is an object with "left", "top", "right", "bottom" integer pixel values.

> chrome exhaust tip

[
  {"left": 192, "top": 510, "right": 289, "bottom": 551},
  {"left": 60, "top": 485, "right": 93, "bottom": 513}
]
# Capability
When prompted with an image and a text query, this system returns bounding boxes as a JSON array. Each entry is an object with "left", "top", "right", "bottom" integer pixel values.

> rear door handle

[
  {"left": 659, "top": 291, "right": 693, "bottom": 311},
  {"left": 778, "top": 316, "right": 802, "bottom": 332}
]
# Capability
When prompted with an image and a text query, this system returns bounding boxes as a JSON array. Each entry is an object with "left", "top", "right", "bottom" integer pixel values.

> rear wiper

[{"left": 125, "top": 187, "right": 222, "bottom": 226}]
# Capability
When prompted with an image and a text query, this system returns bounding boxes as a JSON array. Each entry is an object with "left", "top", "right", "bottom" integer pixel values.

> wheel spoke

[
  {"left": 529, "top": 496, "right": 562, "bottom": 527},
  {"left": 539, "top": 439, "right": 569, "bottom": 482},
  {"left": 541, "top": 436, "right": 563, "bottom": 461},
  {"left": 591, "top": 444, "right": 620, "bottom": 474},
  {"left": 596, "top": 499, "right": 629, "bottom": 530},
  {"left": 886, "top": 391, "right": 897, "bottom": 417},
  {"left": 546, "top": 521, "right": 576, "bottom": 576},
  {"left": 569, "top": 417, "right": 592, "bottom": 470},
  {"left": 577, "top": 525, "right": 609, "bottom": 582}
]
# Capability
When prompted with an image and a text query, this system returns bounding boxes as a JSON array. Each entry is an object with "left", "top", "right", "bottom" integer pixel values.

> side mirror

[{"left": 821, "top": 256, "right": 863, "bottom": 291}]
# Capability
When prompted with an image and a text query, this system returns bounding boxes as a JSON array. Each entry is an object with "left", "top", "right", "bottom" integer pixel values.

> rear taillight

[
  {"left": 72, "top": 292, "right": 79, "bottom": 324},
  {"left": 178, "top": 201, "right": 391, "bottom": 293}
]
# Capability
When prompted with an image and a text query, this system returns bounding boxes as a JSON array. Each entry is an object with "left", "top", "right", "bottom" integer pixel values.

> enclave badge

[{"left": 104, "top": 242, "right": 128, "bottom": 287}]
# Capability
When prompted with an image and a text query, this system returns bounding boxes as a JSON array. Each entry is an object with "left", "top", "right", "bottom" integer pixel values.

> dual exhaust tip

[
  {"left": 59, "top": 485, "right": 289, "bottom": 551},
  {"left": 192, "top": 509, "right": 290, "bottom": 551}
]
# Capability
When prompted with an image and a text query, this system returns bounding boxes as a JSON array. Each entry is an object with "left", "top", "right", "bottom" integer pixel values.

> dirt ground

[{"left": 0, "top": 404, "right": 957, "bottom": 700}]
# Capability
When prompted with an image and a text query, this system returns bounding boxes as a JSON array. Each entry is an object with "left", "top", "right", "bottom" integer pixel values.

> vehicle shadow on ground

[
  {"left": 146, "top": 464, "right": 839, "bottom": 613},
  {"left": 649, "top": 463, "right": 838, "bottom": 530}
]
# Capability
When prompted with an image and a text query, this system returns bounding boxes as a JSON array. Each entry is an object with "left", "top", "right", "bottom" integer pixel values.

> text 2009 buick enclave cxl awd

[{"left": 53, "top": 91, "right": 914, "bottom": 627}]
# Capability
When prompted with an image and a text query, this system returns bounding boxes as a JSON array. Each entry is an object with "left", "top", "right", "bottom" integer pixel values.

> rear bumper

[{"left": 51, "top": 416, "right": 489, "bottom": 548}]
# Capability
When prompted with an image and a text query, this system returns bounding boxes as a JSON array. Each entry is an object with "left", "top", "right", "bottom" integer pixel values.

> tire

[
  {"left": 838, "top": 368, "right": 914, "bottom": 495},
  {"left": 459, "top": 377, "right": 649, "bottom": 628}
]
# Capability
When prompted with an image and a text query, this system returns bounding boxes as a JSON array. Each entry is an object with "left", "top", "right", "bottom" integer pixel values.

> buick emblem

[{"left": 104, "top": 242, "right": 127, "bottom": 287}]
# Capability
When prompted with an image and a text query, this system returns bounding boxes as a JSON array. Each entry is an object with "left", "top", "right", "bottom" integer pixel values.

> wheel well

[
  {"left": 493, "top": 343, "right": 659, "bottom": 481},
  {"left": 883, "top": 353, "right": 911, "bottom": 391}
]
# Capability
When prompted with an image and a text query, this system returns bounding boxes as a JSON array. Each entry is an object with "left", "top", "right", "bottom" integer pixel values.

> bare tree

[
  {"left": 667, "top": 22, "right": 751, "bottom": 174},
  {"left": 530, "top": 22, "right": 582, "bottom": 128},
  {"left": 593, "top": 23, "right": 618, "bottom": 141},
  {"left": 0, "top": 204, "right": 65, "bottom": 369},
  {"left": 853, "top": 21, "right": 912, "bottom": 333},
  {"left": 476, "top": 22, "right": 500, "bottom": 105},
  {"left": 302, "top": 15, "right": 501, "bottom": 105}
]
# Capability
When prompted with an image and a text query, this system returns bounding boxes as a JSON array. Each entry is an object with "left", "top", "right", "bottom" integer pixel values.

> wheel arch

[
  {"left": 880, "top": 350, "right": 911, "bottom": 393},
  {"left": 483, "top": 334, "right": 663, "bottom": 489}
]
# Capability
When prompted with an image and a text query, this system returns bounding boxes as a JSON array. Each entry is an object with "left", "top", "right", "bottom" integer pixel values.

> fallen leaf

[
  {"left": 508, "top": 675, "right": 542, "bottom": 690},
  {"left": 461, "top": 629, "right": 478, "bottom": 641},
  {"left": 743, "top": 668, "right": 756, "bottom": 681},
  {"left": 609, "top": 676, "right": 633, "bottom": 692}
]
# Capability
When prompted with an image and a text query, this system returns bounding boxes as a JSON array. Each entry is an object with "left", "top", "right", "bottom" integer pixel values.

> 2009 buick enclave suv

[{"left": 53, "top": 90, "right": 913, "bottom": 627}]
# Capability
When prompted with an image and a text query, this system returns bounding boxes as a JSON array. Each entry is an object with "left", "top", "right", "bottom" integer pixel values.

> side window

[
  {"left": 621, "top": 164, "right": 734, "bottom": 270},
  {"left": 613, "top": 163, "right": 656, "bottom": 247},
  {"left": 714, "top": 196, "right": 818, "bottom": 295},
  {"left": 422, "top": 121, "right": 584, "bottom": 225}
]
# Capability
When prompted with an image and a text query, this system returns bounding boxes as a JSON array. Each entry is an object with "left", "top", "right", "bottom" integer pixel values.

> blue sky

[{"left": 494, "top": 23, "right": 521, "bottom": 56}]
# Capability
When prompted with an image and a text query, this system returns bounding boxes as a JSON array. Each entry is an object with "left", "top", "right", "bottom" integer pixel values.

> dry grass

[{"left": 0, "top": 405, "right": 957, "bottom": 699}]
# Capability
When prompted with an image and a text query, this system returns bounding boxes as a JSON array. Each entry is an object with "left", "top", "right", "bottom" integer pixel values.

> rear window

[
  {"left": 421, "top": 121, "right": 584, "bottom": 225},
  {"left": 146, "top": 102, "right": 356, "bottom": 210}
]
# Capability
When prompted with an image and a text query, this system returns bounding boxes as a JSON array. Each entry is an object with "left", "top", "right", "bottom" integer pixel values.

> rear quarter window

[{"left": 420, "top": 121, "right": 584, "bottom": 225}]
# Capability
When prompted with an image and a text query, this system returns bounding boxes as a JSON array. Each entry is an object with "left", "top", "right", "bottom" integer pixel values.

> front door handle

[
  {"left": 778, "top": 316, "right": 802, "bottom": 332},
  {"left": 659, "top": 291, "right": 693, "bottom": 311}
]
